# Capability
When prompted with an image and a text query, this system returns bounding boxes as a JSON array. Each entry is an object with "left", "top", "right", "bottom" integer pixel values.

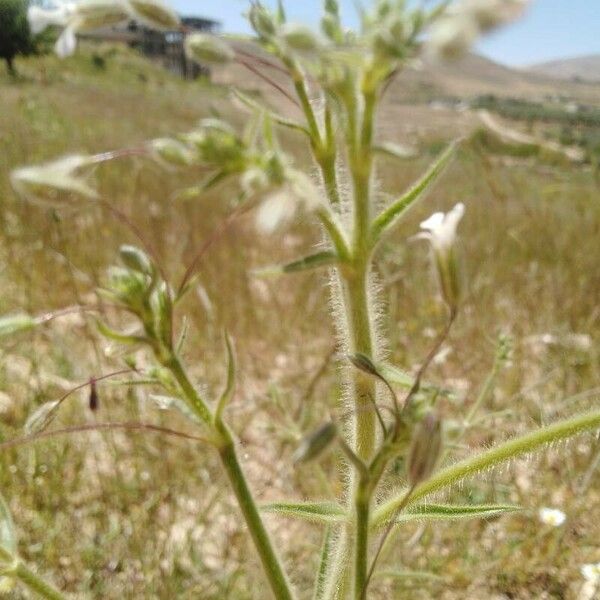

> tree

[{"left": 0, "top": 0, "right": 32, "bottom": 75}]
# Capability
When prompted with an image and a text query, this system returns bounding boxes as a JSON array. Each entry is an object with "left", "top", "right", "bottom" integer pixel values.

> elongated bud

[
  {"left": 128, "top": 0, "right": 180, "bottom": 30},
  {"left": 293, "top": 422, "right": 337, "bottom": 464},
  {"left": 72, "top": 0, "right": 131, "bottom": 32},
  {"left": 408, "top": 412, "right": 442, "bottom": 486},
  {"left": 11, "top": 155, "right": 98, "bottom": 203},
  {"left": 248, "top": 3, "right": 277, "bottom": 39},
  {"left": 89, "top": 379, "right": 99, "bottom": 411},
  {"left": 150, "top": 138, "right": 195, "bottom": 168},
  {"left": 0, "top": 313, "right": 36, "bottom": 339},
  {"left": 119, "top": 245, "right": 153, "bottom": 275},
  {"left": 348, "top": 353, "right": 380, "bottom": 378},
  {"left": 185, "top": 34, "right": 234, "bottom": 65},
  {"left": 280, "top": 23, "right": 322, "bottom": 53}
]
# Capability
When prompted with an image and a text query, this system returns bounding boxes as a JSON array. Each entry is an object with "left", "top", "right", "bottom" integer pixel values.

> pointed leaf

[
  {"left": 0, "top": 313, "right": 37, "bottom": 339},
  {"left": 372, "top": 139, "right": 461, "bottom": 241},
  {"left": 313, "top": 525, "right": 334, "bottom": 600},
  {"left": 96, "top": 320, "right": 147, "bottom": 345},
  {"left": 233, "top": 90, "right": 310, "bottom": 136},
  {"left": 261, "top": 501, "right": 347, "bottom": 523},
  {"left": 374, "top": 142, "right": 417, "bottom": 160},
  {"left": 24, "top": 401, "right": 59, "bottom": 435},
  {"left": 254, "top": 251, "right": 338, "bottom": 277},
  {"left": 215, "top": 333, "right": 236, "bottom": 424},
  {"left": 395, "top": 503, "right": 521, "bottom": 524},
  {"left": 373, "top": 409, "right": 600, "bottom": 527},
  {"left": 377, "top": 362, "right": 454, "bottom": 397}
]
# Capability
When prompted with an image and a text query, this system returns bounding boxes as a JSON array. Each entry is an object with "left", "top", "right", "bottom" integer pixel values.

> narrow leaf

[
  {"left": 24, "top": 401, "right": 60, "bottom": 435},
  {"left": 377, "top": 362, "right": 454, "bottom": 397},
  {"left": 0, "top": 312, "right": 36, "bottom": 339},
  {"left": 233, "top": 90, "right": 310, "bottom": 136},
  {"left": 373, "top": 142, "right": 417, "bottom": 160},
  {"left": 262, "top": 501, "right": 347, "bottom": 523},
  {"left": 215, "top": 333, "right": 236, "bottom": 424},
  {"left": 253, "top": 251, "right": 338, "bottom": 277},
  {"left": 96, "top": 320, "right": 146, "bottom": 345},
  {"left": 372, "top": 139, "right": 461, "bottom": 241},
  {"left": 376, "top": 569, "right": 443, "bottom": 582},
  {"left": 313, "top": 525, "right": 334, "bottom": 600},
  {"left": 373, "top": 409, "right": 600, "bottom": 527},
  {"left": 395, "top": 503, "right": 520, "bottom": 523}
]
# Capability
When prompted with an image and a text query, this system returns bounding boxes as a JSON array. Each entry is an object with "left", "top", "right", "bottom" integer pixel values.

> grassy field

[{"left": 1, "top": 46, "right": 600, "bottom": 599}]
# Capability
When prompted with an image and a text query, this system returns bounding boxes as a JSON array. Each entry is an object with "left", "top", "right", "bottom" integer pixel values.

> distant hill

[{"left": 527, "top": 54, "right": 600, "bottom": 83}]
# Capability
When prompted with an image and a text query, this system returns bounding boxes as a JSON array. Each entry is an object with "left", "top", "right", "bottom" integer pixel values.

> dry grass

[{"left": 0, "top": 46, "right": 599, "bottom": 599}]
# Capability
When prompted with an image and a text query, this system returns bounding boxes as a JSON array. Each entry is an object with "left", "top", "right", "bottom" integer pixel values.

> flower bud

[
  {"left": 419, "top": 203, "right": 464, "bottom": 311},
  {"left": 248, "top": 4, "right": 277, "bottom": 39},
  {"left": 348, "top": 353, "right": 380, "bottom": 378},
  {"left": 185, "top": 33, "right": 234, "bottom": 65},
  {"left": 119, "top": 245, "right": 153, "bottom": 276},
  {"left": 408, "top": 412, "right": 442, "bottom": 486},
  {"left": 150, "top": 138, "right": 195, "bottom": 168},
  {"left": 72, "top": 0, "right": 131, "bottom": 32},
  {"left": 292, "top": 422, "right": 337, "bottom": 464},
  {"left": 280, "top": 23, "right": 322, "bottom": 53},
  {"left": 11, "top": 155, "right": 98, "bottom": 204},
  {"left": 128, "top": 0, "right": 180, "bottom": 30}
]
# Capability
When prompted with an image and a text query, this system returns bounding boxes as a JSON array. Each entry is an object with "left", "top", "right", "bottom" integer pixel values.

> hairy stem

[{"left": 217, "top": 424, "right": 295, "bottom": 600}]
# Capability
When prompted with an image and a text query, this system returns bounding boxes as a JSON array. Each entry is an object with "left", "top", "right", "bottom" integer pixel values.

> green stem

[
  {"left": 353, "top": 481, "right": 370, "bottom": 599},
  {"left": 217, "top": 424, "right": 295, "bottom": 600},
  {"left": 14, "top": 562, "right": 66, "bottom": 600},
  {"left": 165, "top": 356, "right": 295, "bottom": 600},
  {"left": 0, "top": 548, "right": 66, "bottom": 600}
]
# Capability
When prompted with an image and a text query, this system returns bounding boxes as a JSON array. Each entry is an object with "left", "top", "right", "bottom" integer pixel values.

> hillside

[{"left": 527, "top": 54, "right": 600, "bottom": 83}]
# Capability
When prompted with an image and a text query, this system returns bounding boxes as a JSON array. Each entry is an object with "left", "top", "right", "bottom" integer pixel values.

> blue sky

[{"left": 171, "top": 0, "right": 599, "bottom": 66}]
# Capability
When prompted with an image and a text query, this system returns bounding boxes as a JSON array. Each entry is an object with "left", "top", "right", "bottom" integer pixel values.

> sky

[{"left": 170, "top": 0, "right": 599, "bottom": 67}]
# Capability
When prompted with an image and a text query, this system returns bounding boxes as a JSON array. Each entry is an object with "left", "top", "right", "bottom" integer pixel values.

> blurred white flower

[
  {"left": 27, "top": 4, "right": 73, "bottom": 34},
  {"left": 418, "top": 203, "right": 465, "bottom": 310},
  {"left": 581, "top": 563, "right": 600, "bottom": 583},
  {"left": 538, "top": 507, "right": 566, "bottom": 527},
  {"left": 11, "top": 155, "right": 98, "bottom": 203},
  {"left": 427, "top": 0, "right": 530, "bottom": 59},
  {"left": 255, "top": 171, "right": 321, "bottom": 234},
  {"left": 420, "top": 203, "right": 465, "bottom": 253}
]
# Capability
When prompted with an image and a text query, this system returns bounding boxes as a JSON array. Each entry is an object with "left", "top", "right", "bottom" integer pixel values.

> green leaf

[
  {"left": 313, "top": 525, "right": 334, "bottom": 600},
  {"left": 96, "top": 320, "right": 147, "bottom": 346},
  {"left": 376, "top": 569, "right": 443, "bottom": 582},
  {"left": 232, "top": 90, "right": 310, "bottom": 136},
  {"left": 377, "top": 362, "right": 454, "bottom": 397},
  {"left": 253, "top": 251, "right": 338, "bottom": 277},
  {"left": 371, "top": 139, "right": 461, "bottom": 241},
  {"left": 395, "top": 503, "right": 521, "bottom": 524},
  {"left": 373, "top": 409, "right": 600, "bottom": 527},
  {"left": 24, "top": 401, "right": 59, "bottom": 435},
  {"left": 147, "top": 394, "right": 202, "bottom": 425},
  {"left": 261, "top": 501, "right": 347, "bottom": 523},
  {"left": 373, "top": 142, "right": 417, "bottom": 160},
  {"left": 215, "top": 332, "right": 236, "bottom": 424},
  {"left": 0, "top": 312, "right": 36, "bottom": 339}
]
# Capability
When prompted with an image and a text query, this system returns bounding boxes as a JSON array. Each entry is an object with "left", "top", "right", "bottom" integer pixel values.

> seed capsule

[
  {"left": 292, "top": 422, "right": 337, "bottom": 464},
  {"left": 408, "top": 412, "right": 442, "bottom": 486},
  {"left": 185, "top": 34, "right": 234, "bottom": 65}
]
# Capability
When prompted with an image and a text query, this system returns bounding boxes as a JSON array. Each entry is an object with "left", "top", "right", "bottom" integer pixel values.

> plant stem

[
  {"left": 165, "top": 355, "right": 295, "bottom": 600},
  {"left": 353, "top": 480, "right": 370, "bottom": 599},
  {"left": 13, "top": 561, "right": 66, "bottom": 600},
  {"left": 0, "top": 548, "right": 65, "bottom": 600},
  {"left": 217, "top": 423, "right": 295, "bottom": 600}
]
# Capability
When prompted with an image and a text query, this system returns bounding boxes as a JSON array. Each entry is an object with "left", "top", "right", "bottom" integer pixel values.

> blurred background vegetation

[{"left": 0, "top": 29, "right": 599, "bottom": 599}]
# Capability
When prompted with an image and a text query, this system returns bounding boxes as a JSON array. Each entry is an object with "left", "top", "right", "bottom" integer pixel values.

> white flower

[
  {"left": 581, "top": 563, "right": 600, "bottom": 583},
  {"left": 420, "top": 202, "right": 465, "bottom": 252},
  {"left": 55, "top": 26, "right": 77, "bottom": 58},
  {"left": 11, "top": 155, "right": 98, "bottom": 204},
  {"left": 538, "top": 507, "right": 566, "bottom": 527},
  {"left": 418, "top": 203, "right": 465, "bottom": 310}
]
